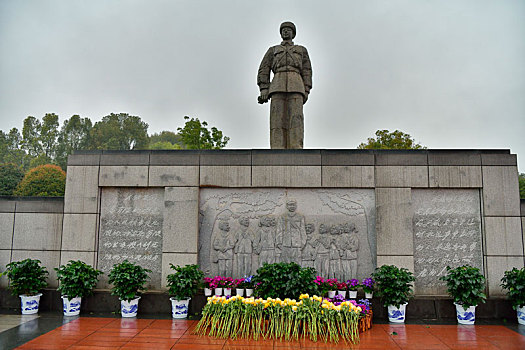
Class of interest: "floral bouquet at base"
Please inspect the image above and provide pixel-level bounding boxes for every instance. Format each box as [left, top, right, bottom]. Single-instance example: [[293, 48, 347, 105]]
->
[[194, 293, 362, 344]]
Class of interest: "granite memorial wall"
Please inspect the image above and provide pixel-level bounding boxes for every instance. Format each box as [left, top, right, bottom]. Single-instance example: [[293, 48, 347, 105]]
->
[[1, 149, 523, 299]]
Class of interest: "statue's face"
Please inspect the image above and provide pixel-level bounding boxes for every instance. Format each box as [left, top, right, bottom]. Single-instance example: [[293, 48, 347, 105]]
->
[[220, 222, 230, 232], [286, 201, 297, 212], [305, 223, 315, 234], [240, 217, 250, 227], [281, 27, 294, 40]]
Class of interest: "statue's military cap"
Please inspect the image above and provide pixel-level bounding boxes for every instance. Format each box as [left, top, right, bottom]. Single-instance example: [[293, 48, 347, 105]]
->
[[280, 21, 296, 38]]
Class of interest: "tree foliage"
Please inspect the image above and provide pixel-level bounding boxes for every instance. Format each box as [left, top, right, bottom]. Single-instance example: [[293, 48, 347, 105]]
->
[[0, 113, 231, 182], [14, 164, 66, 197], [55, 115, 93, 169], [40, 113, 60, 158], [519, 173, 525, 199], [0, 128, 28, 169], [149, 131, 182, 146], [149, 141, 182, 150], [358, 129, 426, 150], [0, 163, 24, 195], [177, 116, 230, 149], [90, 113, 149, 150]]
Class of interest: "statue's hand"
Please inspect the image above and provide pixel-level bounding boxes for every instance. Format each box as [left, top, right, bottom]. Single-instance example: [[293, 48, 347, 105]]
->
[[258, 90, 269, 104], [303, 92, 309, 104]]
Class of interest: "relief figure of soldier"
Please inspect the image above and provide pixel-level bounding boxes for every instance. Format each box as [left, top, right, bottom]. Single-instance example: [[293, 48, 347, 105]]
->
[[212, 220, 235, 276], [254, 215, 277, 266], [315, 224, 331, 276], [329, 225, 342, 280], [276, 200, 307, 263], [301, 223, 316, 269], [340, 222, 359, 280], [234, 216, 254, 277]]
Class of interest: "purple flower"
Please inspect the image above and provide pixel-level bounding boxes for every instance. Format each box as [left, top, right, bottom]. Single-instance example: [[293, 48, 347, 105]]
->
[[333, 294, 345, 302], [362, 278, 375, 288]]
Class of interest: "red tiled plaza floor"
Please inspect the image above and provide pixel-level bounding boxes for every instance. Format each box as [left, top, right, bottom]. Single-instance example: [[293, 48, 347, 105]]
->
[[15, 318, 525, 350]]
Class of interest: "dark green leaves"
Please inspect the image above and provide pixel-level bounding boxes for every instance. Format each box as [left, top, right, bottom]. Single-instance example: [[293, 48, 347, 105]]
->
[[439, 265, 486, 309], [5, 259, 48, 296], [108, 260, 151, 302], [252, 262, 319, 299], [176, 116, 230, 150], [372, 265, 415, 308], [55, 260, 103, 299], [357, 129, 426, 150], [166, 264, 204, 300], [501, 267, 525, 310]]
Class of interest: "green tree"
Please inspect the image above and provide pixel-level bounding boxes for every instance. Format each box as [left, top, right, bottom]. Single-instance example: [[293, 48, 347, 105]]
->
[[21, 116, 42, 158], [14, 164, 66, 197], [149, 141, 182, 150], [148, 130, 183, 150], [149, 131, 182, 146], [0, 128, 29, 169], [177, 116, 230, 150], [55, 115, 93, 169], [0, 163, 24, 195], [358, 129, 426, 150], [89, 113, 149, 150], [519, 173, 525, 199], [40, 113, 60, 159]]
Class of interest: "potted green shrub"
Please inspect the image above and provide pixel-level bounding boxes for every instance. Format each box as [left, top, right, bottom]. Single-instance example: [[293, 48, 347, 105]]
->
[[5, 259, 48, 314], [108, 260, 151, 318], [501, 267, 525, 325], [253, 262, 318, 299], [55, 260, 103, 316], [372, 265, 414, 323], [166, 264, 204, 319], [440, 265, 486, 325]]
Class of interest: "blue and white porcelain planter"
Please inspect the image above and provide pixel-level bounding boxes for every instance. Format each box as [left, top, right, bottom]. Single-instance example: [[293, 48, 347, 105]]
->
[[236, 288, 244, 297], [245, 289, 254, 297], [454, 303, 476, 325], [387, 303, 407, 323], [517, 305, 525, 325], [62, 296, 81, 316], [349, 291, 358, 299], [204, 288, 212, 296], [120, 297, 140, 318], [20, 294, 42, 315], [170, 298, 190, 319]]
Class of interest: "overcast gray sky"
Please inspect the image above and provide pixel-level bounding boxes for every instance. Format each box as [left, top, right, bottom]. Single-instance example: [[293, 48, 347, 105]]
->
[[1, 0, 524, 171]]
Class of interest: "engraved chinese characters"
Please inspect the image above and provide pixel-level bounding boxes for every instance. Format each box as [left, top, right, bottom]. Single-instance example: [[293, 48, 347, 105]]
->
[[412, 189, 483, 295], [198, 189, 376, 280], [98, 188, 163, 289]]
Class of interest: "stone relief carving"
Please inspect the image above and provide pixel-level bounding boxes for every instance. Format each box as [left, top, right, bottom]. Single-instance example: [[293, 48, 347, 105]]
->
[[212, 220, 235, 276], [98, 188, 163, 289], [234, 217, 255, 278], [412, 189, 483, 295], [199, 189, 376, 280]]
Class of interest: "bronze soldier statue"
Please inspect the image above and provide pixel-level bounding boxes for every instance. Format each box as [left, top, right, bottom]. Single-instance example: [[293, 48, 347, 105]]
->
[[257, 21, 312, 149]]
